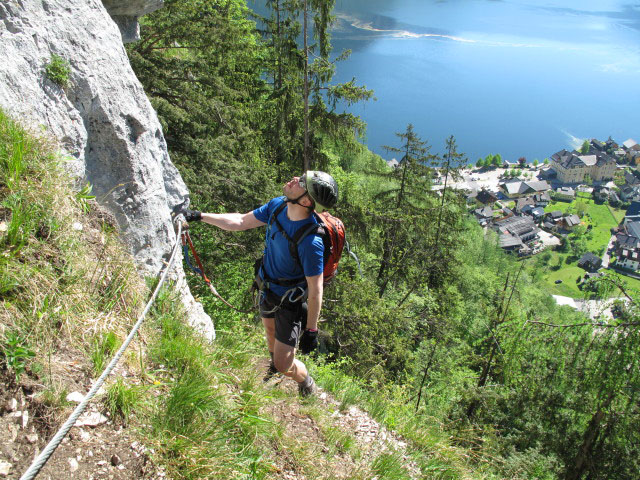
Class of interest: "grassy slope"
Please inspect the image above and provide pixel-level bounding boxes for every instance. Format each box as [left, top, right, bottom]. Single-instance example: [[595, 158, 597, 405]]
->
[[541, 193, 625, 297], [144, 284, 486, 479], [0, 109, 155, 478], [0, 111, 491, 479]]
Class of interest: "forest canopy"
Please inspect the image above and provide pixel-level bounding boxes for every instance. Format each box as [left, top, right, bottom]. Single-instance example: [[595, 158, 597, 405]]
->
[[126, 2, 640, 478]]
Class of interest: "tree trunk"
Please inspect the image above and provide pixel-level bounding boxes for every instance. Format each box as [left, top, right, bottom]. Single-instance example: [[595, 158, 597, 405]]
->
[[377, 235, 392, 297], [565, 393, 614, 480], [302, 0, 310, 172], [416, 342, 438, 411]]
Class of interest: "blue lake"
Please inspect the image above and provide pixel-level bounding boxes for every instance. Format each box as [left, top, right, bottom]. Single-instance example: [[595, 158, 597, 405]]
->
[[251, 1, 640, 163]]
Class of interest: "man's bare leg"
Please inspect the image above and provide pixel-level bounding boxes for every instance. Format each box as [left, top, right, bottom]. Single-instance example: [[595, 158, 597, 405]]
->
[[273, 339, 308, 383], [261, 316, 276, 354]]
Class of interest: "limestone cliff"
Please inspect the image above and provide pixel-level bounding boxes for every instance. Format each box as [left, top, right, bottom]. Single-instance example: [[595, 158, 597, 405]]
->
[[0, 0, 214, 339]]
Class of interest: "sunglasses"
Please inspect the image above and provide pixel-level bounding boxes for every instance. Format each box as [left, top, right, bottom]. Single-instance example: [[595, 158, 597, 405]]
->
[[298, 174, 307, 190]]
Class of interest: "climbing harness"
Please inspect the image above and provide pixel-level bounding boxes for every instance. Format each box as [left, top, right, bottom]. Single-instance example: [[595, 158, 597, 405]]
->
[[180, 221, 254, 314]]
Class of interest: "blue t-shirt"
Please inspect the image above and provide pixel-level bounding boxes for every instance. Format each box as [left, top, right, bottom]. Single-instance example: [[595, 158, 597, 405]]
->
[[253, 196, 324, 296]]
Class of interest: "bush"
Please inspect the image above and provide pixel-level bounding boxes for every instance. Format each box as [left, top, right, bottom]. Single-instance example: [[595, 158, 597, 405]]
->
[[44, 54, 71, 88]]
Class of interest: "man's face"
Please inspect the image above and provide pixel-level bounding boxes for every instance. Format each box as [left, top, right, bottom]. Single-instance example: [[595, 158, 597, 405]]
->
[[283, 176, 307, 199]]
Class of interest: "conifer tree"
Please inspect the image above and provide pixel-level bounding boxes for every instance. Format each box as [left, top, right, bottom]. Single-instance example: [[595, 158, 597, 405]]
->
[[261, 0, 373, 172], [373, 124, 435, 297]]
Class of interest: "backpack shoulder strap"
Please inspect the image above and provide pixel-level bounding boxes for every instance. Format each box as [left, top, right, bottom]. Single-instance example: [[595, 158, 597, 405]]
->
[[268, 201, 295, 242], [268, 200, 288, 228], [267, 200, 305, 269]]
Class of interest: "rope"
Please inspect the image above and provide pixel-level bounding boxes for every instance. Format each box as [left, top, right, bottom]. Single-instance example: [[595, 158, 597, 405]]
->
[[181, 228, 254, 314], [19, 220, 184, 480]]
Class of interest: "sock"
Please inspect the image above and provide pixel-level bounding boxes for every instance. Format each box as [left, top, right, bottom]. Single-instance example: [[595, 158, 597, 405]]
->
[[300, 374, 313, 387]]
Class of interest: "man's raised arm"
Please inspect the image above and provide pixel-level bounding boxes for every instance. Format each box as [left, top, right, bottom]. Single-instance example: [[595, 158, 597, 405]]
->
[[185, 209, 265, 231]]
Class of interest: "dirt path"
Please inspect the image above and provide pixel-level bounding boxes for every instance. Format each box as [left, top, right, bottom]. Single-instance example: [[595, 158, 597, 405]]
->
[[2, 357, 421, 480], [257, 359, 420, 480], [0, 365, 161, 480]]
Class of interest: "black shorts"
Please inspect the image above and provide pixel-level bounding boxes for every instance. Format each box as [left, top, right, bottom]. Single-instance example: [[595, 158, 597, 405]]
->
[[259, 292, 307, 347]]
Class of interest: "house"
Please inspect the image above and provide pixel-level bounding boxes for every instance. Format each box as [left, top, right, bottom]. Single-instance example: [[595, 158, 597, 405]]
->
[[499, 180, 551, 199], [612, 229, 640, 272], [623, 139, 639, 151], [622, 139, 640, 164], [629, 151, 640, 166], [530, 207, 546, 221], [626, 221, 640, 239], [620, 185, 640, 202], [563, 214, 581, 230], [623, 201, 640, 225], [499, 232, 525, 253], [554, 186, 576, 201], [617, 248, 640, 271], [542, 219, 557, 231], [593, 186, 611, 203], [610, 191, 622, 207], [515, 196, 535, 213], [497, 231, 533, 257], [542, 210, 563, 231], [474, 205, 493, 226], [476, 189, 498, 206], [603, 137, 619, 154], [615, 232, 640, 251], [545, 210, 564, 224], [533, 192, 551, 207], [550, 149, 616, 184], [494, 215, 539, 244], [624, 169, 640, 186], [522, 204, 535, 215], [577, 252, 602, 272]]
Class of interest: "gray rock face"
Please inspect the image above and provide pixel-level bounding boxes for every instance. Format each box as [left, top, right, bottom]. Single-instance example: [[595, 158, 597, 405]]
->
[[102, 0, 164, 43], [0, 0, 214, 340]]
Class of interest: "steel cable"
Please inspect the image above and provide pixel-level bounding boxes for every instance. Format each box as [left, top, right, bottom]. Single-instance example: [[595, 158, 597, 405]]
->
[[19, 219, 184, 480]]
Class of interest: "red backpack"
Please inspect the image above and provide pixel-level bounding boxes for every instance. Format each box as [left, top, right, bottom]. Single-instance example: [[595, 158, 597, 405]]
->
[[269, 203, 347, 285], [312, 211, 346, 284]]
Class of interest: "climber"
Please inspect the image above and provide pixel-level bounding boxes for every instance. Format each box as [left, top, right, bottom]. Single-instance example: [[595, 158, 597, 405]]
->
[[183, 171, 339, 397]]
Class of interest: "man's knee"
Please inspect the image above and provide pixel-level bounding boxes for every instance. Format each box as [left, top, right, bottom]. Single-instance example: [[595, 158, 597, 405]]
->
[[262, 317, 275, 335], [274, 355, 293, 374]]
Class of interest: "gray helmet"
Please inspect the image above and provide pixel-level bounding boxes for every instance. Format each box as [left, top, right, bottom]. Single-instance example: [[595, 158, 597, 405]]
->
[[301, 171, 338, 211]]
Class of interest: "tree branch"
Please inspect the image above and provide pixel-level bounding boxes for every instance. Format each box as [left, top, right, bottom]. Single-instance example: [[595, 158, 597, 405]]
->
[[527, 320, 640, 328]]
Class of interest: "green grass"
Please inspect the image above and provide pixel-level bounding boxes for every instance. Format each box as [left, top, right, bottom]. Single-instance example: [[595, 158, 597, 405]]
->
[[538, 253, 585, 297], [538, 195, 626, 298], [311, 358, 479, 479], [0, 108, 147, 435], [139, 285, 491, 479], [143, 287, 281, 480], [371, 452, 412, 480], [90, 331, 120, 376], [106, 377, 139, 422]]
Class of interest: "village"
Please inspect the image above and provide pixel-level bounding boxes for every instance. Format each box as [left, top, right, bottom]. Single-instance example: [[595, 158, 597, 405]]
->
[[447, 136, 640, 311]]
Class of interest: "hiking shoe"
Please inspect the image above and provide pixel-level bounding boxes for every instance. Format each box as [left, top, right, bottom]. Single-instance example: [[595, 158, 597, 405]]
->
[[263, 362, 279, 382], [298, 375, 317, 397]]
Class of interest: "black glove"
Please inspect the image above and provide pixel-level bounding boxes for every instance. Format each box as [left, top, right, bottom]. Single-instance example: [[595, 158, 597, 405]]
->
[[299, 329, 318, 354], [184, 209, 202, 222]]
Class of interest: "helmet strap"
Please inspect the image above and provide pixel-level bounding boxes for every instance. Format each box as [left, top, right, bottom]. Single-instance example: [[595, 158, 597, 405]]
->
[[287, 193, 315, 212]]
